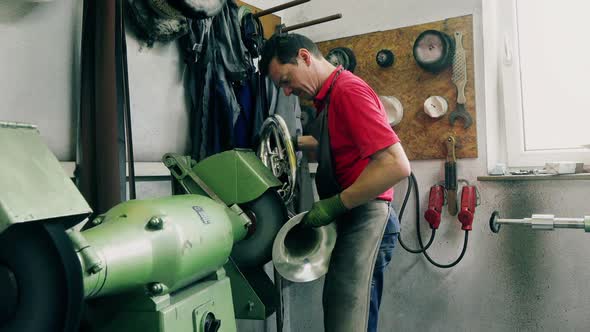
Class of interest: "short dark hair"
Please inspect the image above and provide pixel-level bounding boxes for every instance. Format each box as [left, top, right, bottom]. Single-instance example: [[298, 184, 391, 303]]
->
[[259, 33, 323, 77]]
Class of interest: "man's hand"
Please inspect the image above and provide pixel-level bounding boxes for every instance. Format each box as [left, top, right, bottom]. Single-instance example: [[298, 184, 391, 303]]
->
[[295, 135, 319, 152], [301, 194, 348, 228]]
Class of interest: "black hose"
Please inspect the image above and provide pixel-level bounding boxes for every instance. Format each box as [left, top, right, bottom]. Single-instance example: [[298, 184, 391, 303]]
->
[[397, 173, 435, 253], [397, 173, 469, 268], [418, 230, 469, 268]]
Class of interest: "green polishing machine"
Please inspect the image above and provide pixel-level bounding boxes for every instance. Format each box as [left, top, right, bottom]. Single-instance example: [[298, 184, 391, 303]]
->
[[0, 121, 290, 332]]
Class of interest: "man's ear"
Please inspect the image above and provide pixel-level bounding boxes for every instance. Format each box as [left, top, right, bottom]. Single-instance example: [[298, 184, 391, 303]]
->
[[298, 48, 313, 66]]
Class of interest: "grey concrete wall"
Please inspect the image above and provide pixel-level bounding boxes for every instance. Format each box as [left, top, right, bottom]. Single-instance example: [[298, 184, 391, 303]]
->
[[2, 0, 590, 331]]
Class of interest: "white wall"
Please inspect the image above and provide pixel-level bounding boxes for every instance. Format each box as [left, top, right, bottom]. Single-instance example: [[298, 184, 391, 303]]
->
[[0, 0, 190, 162], [0, 0, 82, 160], [125, 26, 190, 161]]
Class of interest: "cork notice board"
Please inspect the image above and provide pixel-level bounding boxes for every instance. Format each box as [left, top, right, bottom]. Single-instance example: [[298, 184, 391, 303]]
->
[[316, 15, 477, 160]]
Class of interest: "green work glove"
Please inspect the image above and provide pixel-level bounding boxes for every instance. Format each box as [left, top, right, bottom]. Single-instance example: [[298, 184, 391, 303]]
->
[[301, 194, 348, 228]]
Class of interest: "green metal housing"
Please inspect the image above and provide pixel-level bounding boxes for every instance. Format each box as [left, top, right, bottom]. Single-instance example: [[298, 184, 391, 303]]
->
[[87, 269, 237, 332], [163, 149, 282, 205], [79, 195, 248, 298], [0, 122, 279, 330], [0, 121, 91, 233], [163, 151, 283, 320], [224, 259, 278, 320]]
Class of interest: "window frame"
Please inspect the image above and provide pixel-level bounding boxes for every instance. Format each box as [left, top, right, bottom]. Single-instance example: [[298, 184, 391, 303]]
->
[[489, 0, 590, 168]]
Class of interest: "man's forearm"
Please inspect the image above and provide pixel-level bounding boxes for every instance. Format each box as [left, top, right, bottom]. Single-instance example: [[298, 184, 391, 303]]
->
[[297, 135, 319, 162], [297, 135, 319, 151], [340, 143, 411, 209]]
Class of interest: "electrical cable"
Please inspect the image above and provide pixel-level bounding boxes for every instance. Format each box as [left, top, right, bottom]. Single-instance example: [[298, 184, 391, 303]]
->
[[396, 172, 469, 267], [397, 172, 435, 253], [414, 174, 470, 268], [418, 229, 469, 268]]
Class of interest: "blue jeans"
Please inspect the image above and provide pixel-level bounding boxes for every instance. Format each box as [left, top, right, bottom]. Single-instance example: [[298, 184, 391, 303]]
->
[[368, 210, 399, 332]]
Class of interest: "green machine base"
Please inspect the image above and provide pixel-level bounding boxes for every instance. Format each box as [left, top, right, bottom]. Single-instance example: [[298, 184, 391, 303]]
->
[[86, 269, 236, 332], [0, 123, 286, 331]]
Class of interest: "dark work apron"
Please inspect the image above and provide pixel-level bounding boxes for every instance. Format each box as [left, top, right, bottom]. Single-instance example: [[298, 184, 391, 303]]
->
[[309, 68, 390, 332], [309, 69, 343, 200]]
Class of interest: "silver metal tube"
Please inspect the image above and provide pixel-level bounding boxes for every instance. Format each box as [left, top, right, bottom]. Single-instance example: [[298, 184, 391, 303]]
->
[[553, 218, 585, 229], [490, 212, 590, 234], [497, 218, 531, 225], [497, 217, 585, 228]]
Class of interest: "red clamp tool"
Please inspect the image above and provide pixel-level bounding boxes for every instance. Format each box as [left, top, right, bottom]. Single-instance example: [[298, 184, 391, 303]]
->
[[424, 184, 445, 229], [457, 185, 479, 230]]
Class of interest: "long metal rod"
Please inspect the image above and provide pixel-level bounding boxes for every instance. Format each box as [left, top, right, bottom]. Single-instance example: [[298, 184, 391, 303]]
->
[[253, 0, 310, 18], [281, 14, 342, 33], [554, 219, 585, 228], [497, 217, 585, 229]]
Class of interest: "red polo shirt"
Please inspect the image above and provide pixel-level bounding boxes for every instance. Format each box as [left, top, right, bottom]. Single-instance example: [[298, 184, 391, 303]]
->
[[313, 67, 400, 201]]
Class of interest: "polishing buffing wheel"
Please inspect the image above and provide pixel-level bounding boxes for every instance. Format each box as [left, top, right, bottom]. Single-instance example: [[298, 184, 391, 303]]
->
[[376, 49, 395, 67], [231, 190, 288, 267], [413, 30, 455, 73], [0, 222, 84, 332], [326, 47, 357, 72], [0, 265, 18, 324], [424, 96, 448, 118]]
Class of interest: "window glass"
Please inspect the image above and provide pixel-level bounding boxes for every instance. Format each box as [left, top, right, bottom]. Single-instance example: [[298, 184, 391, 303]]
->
[[516, 0, 590, 151]]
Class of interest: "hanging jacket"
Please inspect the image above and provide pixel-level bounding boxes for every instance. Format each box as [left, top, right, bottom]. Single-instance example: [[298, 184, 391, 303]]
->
[[212, 0, 250, 81], [181, 0, 252, 160]]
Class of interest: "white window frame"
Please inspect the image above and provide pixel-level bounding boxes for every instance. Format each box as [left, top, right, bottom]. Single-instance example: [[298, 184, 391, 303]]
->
[[484, 0, 590, 169]]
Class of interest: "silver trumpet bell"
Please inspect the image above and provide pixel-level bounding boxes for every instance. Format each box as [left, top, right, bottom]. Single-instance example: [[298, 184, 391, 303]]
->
[[272, 212, 337, 282], [257, 114, 297, 205]]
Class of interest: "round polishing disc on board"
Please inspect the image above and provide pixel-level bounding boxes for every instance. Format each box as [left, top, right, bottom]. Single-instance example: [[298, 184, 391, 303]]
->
[[376, 49, 395, 67], [379, 95, 404, 127], [413, 30, 455, 73], [424, 96, 449, 118], [326, 47, 357, 72]]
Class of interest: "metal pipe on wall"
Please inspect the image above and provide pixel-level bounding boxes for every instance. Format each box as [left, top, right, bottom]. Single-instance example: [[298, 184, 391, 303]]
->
[[253, 0, 310, 18], [279, 14, 342, 33]]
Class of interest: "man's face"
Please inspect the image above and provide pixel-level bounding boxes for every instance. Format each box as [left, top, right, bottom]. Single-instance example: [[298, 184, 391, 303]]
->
[[268, 53, 316, 100]]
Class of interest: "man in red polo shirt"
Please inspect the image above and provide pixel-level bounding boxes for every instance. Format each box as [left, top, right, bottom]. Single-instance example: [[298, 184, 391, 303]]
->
[[260, 33, 411, 332]]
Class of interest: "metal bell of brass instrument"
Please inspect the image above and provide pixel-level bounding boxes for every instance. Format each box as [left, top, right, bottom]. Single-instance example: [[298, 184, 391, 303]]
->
[[272, 212, 337, 282], [257, 114, 297, 205]]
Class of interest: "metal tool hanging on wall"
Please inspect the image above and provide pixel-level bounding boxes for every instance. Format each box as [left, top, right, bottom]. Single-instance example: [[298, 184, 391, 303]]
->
[[445, 136, 458, 216], [449, 31, 473, 128]]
